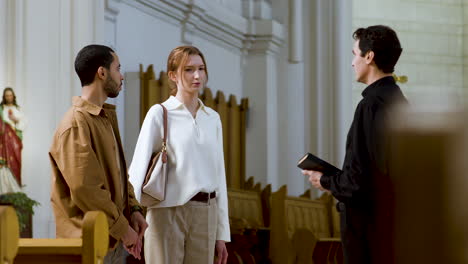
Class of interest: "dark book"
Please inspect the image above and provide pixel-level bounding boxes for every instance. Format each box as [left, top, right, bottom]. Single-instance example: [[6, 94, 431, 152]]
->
[[297, 153, 342, 176]]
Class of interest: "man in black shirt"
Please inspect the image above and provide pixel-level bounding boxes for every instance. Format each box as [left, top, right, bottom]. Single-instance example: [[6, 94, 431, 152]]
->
[[302, 25, 407, 264]]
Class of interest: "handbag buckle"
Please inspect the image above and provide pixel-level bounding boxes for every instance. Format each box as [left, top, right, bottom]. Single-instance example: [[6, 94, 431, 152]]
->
[[162, 142, 167, 152]]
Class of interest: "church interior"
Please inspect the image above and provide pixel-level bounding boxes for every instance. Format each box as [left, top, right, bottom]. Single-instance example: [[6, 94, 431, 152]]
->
[[1, 0, 468, 263]]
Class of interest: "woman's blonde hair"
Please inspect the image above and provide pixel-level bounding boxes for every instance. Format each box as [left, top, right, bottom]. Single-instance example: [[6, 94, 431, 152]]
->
[[167, 46, 209, 96]]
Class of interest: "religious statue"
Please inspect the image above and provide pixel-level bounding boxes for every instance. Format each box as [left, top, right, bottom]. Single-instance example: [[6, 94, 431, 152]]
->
[[0, 87, 25, 194]]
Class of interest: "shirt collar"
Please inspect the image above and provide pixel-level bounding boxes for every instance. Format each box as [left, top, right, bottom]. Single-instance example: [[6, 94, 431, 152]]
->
[[165, 96, 210, 115], [72, 96, 116, 116], [103, 103, 116, 111], [362, 76, 396, 98]]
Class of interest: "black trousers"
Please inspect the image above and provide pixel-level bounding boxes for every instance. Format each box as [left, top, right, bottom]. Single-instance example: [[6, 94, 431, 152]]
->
[[339, 203, 394, 264], [340, 205, 371, 264]]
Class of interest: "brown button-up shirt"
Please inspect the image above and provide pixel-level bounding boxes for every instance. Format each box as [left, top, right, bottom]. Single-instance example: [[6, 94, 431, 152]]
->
[[50, 96, 140, 246]]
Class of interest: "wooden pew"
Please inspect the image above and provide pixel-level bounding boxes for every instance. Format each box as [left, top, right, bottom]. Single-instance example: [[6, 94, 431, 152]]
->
[[243, 177, 261, 192], [228, 188, 264, 229], [270, 185, 342, 264], [387, 110, 468, 264], [0, 206, 109, 264], [260, 184, 272, 228], [316, 191, 341, 239], [0, 206, 19, 264], [227, 188, 271, 264]]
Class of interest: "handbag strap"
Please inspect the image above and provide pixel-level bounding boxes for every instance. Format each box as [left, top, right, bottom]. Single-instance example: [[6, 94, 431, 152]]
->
[[160, 104, 168, 163]]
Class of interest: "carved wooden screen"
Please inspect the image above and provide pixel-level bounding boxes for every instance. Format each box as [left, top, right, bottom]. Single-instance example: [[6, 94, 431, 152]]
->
[[139, 64, 249, 188]]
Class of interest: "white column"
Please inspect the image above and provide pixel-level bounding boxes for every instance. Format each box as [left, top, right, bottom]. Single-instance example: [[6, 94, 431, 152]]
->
[[243, 20, 284, 189], [276, 61, 306, 196], [242, 0, 254, 18], [103, 0, 125, 141], [10, 0, 106, 238], [273, 0, 306, 196], [332, 0, 353, 166], [464, 1, 468, 101], [55, 0, 73, 121], [243, 0, 272, 19], [0, 0, 7, 88], [304, 0, 352, 199], [72, 0, 105, 49], [310, 0, 352, 167], [288, 0, 303, 63], [245, 55, 278, 187], [0, 0, 18, 91], [313, 0, 333, 165]]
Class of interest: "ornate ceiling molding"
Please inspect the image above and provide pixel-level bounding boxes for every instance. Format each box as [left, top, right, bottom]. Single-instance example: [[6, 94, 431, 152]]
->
[[105, 0, 122, 22], [105, 0, 122, 15], [123, 0, 284, 54]]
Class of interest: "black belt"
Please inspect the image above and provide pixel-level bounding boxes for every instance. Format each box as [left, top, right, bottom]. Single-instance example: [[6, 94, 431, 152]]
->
[[190, 192, 216, 202]]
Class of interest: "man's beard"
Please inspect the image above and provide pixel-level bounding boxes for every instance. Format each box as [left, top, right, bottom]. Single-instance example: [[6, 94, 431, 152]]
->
[[104, 76, 120, 98]]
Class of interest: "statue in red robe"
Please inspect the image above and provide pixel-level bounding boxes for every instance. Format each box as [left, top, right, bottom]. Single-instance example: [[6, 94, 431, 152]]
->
[[0, 87, 24, 194]]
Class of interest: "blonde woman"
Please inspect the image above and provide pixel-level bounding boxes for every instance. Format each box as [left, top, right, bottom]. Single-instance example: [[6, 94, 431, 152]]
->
[[129, 46, 230, 264]]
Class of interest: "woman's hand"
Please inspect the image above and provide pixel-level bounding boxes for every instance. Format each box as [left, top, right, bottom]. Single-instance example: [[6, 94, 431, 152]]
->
[[214, 240, 228, 264]]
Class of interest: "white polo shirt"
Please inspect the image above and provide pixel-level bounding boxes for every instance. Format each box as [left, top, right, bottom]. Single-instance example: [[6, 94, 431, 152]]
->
[[129, 96, 230, 241]]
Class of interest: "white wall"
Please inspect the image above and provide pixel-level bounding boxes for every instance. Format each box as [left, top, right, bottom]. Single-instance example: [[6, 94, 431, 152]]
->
[[0, 1, 9, 89], [115, 3, 181, 74], [353, 0, 467, 110], [191, 39, 243, 97], [464, 0, 468, 100], [215, 0, 243, 15], [0, 0, 106, 238]]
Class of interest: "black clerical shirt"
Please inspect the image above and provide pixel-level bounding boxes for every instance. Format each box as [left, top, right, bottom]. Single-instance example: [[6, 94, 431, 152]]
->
[[320, 76, 407, 209]]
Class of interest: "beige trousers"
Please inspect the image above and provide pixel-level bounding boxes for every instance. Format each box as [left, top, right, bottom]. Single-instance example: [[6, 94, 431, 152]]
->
[[144, 199, 218, 264]]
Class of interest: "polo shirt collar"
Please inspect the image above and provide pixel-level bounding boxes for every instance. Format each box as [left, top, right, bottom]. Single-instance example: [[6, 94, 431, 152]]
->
[[165, 95, 209, 115]]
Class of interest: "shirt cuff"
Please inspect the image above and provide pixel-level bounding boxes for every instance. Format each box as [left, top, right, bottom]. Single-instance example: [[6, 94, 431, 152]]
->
[[128, 197, 141, 209], [108, 213, 129, 241], [320, 174, 331, 190], [216, 223, 231, 242]]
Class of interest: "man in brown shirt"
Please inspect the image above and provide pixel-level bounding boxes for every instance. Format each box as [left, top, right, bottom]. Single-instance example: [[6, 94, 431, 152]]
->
[[50, 44, 147, 263]]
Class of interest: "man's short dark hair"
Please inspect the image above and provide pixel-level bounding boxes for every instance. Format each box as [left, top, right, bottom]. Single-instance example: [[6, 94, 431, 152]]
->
[[74, 44, 115, 86], [353, 25, 402, 73]]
